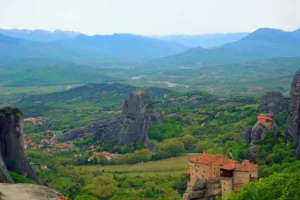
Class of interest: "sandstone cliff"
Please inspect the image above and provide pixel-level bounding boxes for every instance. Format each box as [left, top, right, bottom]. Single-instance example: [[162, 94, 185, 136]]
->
[[0, 107, 41, 184], [286, 70, 300, 159], [58, 91, 164, 146]]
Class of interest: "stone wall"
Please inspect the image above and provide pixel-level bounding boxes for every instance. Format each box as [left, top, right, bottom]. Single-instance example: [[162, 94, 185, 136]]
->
[[190, 163, 220, 186], [220, 178, 233, 195], [233, 171, 249, 192]]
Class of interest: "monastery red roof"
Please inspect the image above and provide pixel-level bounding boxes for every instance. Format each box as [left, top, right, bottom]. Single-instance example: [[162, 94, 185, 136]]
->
[[189, 153, 257, 172], [258, 115, 272, 121]]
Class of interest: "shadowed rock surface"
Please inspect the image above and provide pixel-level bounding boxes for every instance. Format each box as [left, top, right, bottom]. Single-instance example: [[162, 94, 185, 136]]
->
[[58, 91, 164, 146], [260, 91, 284, 113], [0, 107, 41, 184], [183, 179, 222, 200], [0, 183, 66, 200], [286, 70, 300, 159]]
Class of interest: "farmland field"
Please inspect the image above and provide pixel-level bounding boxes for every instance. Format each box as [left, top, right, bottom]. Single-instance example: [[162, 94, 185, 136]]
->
[[76, 155, 199, 176]]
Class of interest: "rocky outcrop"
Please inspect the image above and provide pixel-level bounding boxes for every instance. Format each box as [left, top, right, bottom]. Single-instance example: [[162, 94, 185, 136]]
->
[[286, 70, 300, 159], [260, 91, 284, 113], [58, 91, 164, 146], [243, 113, 278, 158], [0, 107, 41, 184], [0, 183, 66, 200], [183, 179, 222, 200], [250, 113, 277, 143]]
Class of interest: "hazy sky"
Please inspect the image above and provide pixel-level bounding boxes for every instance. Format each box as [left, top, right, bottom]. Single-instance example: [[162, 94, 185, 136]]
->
[[1, 0, 299, 35]]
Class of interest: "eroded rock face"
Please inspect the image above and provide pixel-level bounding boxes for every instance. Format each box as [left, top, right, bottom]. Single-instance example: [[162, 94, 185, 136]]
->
[[59, 92, 164, 146], [260, 91, 284, 113], [0, 183, 66, 200], [286, 70, 300, 159], [183, 179, 222, 200], [0, 108, 41, 184]]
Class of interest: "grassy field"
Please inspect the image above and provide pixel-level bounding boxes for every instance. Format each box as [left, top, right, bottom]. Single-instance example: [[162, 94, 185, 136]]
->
[[77, 155, 198, 176]]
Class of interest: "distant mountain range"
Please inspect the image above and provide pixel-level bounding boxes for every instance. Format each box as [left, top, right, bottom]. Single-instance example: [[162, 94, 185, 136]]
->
[[148, 28, 300, 67], [151, 32, 249, 48], [51, 34, 189, 62], [0, 33, 188, 64], [0, 29, 80, 42], [1, 28, 300, 66]]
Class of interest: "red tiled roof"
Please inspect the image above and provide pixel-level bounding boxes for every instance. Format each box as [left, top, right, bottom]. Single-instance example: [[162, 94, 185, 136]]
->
[[105, 152, 113, 157], [30, 143, 39, 147], [49, 139, 57, 144], [235, 163, 257, 172], [258, 115, 272, 121], [93, 152, 102, 157], [49, 148, 57, 152], [189, 153, 236, 165], [59, 143, 73, 148], [189, 153, 257, 172], [185, 170, 190, 175], [45, 130, 53, 133]]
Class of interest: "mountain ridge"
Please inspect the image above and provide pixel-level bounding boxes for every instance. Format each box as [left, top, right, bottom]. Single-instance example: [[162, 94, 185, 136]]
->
[[148, 28, 300, 67]]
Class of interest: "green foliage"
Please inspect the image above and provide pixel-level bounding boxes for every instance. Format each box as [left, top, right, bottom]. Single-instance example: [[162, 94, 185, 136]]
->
[[230, 173, 300, 200], [154, 140, 185, 160], [10, 172, 35, 184], [85, 176, 117, 200], [149, 120, 184, 142], [75, 137, 95, 147], [120, 145, 133, 154]]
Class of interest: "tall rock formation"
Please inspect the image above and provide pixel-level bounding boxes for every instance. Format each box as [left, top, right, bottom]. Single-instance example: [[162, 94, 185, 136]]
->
[[260, 91, 285, 113], [0, 107, 41, 184], [58, 91, 164, 146], [286, 70, 300, 159]]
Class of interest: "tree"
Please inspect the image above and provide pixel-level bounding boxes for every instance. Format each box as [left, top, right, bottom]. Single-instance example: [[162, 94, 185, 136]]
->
[[85, 176, 117, 199]]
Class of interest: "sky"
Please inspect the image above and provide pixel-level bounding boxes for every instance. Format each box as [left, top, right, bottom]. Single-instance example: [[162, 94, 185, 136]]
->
[[0, 0, 300, 35]]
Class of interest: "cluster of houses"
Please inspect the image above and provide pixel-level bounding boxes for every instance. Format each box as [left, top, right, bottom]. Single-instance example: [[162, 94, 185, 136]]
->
[[87, 144, 117, 161], [24, 129, 118, 163]]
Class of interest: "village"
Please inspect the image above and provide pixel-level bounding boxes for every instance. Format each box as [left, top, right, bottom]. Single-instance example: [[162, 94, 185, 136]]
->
[[23, 117, 119, 170]]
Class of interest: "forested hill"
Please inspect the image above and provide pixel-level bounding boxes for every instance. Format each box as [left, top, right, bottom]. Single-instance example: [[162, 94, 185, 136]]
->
[[15, 83, 176, 116], [148, 28, 300, 67]]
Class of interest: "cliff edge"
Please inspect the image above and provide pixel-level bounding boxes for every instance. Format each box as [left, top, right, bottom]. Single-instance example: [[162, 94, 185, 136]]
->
[[286, 70, 300, 159], [0, 107, 41, 184]]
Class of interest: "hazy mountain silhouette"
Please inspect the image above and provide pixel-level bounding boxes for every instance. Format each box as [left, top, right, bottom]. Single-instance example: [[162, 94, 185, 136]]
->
[[0, 29, 80, 42], [149, 28, 300, 67], [152, 32, 249, 48], [51, 33, 189, 61]]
